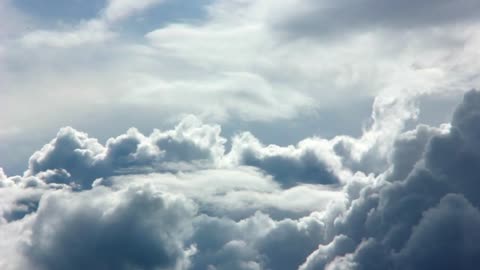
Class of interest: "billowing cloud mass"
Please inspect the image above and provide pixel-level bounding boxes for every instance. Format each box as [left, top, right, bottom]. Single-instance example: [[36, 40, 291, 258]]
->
[[2, 0, 480, 269], [1, 90, 480, 269], [25, 116, 225, 189]]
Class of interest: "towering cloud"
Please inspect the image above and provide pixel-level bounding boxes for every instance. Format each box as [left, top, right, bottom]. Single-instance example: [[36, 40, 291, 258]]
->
[[302, 89, 480, 269]]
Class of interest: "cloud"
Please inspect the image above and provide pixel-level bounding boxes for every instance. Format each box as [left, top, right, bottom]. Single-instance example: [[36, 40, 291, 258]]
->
[[273, 0, 480, 39], [25, 116, 225, 189], [2, 89, 480, 269], [187, 211, 328, 270], [299, 235, 355, 270], [20, 20, 114, 48], [108, 168, 343, 221], [25, 186, 196, 270], [24, 113, 351, 189], [102, 0, 166, 22], [1, 168, 337, 269], [394, 194, 480, 270], [227, 132, 342, 187], [5, 0, 480, 151], [386, 123, 449, 181], [333, 93, 419, 175], [18, 0, 167, 48], [316, 89, 480, 269], [4, 1, 480, 267]]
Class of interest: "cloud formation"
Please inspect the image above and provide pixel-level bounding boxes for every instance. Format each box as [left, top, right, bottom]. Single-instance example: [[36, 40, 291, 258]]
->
[[4, 0, 480, 152], [2, 90, 480, 269], [25, 116, 225, 189], [274, 0, 480, 39], [227, 132, 342, 187], [306, 89, 480, 269], [3, 1, 480, 269], [26, 186, 196, 270]]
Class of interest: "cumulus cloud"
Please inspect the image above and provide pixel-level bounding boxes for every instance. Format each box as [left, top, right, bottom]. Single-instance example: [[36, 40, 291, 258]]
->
[[23, 112, 354, 189], [4, 1, 480, 268], [2, 90, 480, 269], [25, 186, 197, 270], [25, 116, 225, 189], [227, 132, 342, 187], [386, 123, 450, 181], [299, 235, 355, 270], [311, 89, 480, 269], [395, 194, 480, 270]]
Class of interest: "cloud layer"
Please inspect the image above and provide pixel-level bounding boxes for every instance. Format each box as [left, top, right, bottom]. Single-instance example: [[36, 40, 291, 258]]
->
[[1, 90, 480, 269], [3, 1, 480, 269]]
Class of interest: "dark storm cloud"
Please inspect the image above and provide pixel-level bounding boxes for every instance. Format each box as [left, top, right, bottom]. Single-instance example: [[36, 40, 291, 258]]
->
[[275, 0, 480, 39]]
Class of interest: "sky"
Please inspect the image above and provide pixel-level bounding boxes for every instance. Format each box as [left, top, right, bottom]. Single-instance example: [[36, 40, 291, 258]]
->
[[1, 0, 480, 269]]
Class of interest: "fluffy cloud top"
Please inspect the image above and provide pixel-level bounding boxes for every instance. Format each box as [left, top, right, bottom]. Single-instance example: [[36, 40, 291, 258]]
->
[[25, 116, 225, 189]]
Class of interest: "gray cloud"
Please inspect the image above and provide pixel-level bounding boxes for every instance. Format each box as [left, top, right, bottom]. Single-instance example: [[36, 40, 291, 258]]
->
[[186, 211, 328, 270], [274, 0, 480, 39], [299, 235, 355, 270], [228, 132, 342, 187], [313, 89, 480, 269], [256, 216, 325, 270], [395, 194, 480, 270], [25, 186, 196, 270], [24, 114, 347, 189], [26, 116, 225, 189], [387, 124, 447, 181]]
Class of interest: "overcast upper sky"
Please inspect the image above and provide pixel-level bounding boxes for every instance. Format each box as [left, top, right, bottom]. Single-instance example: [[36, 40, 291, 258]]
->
[[1, 0, 480, 269]]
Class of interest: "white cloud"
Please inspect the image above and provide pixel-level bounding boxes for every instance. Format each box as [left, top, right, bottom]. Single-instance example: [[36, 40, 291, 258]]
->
[[102, 0, 166, 22], [17, 0, 167, 48], [20, 20, 114, 48], [3, 0, 480, 146]]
